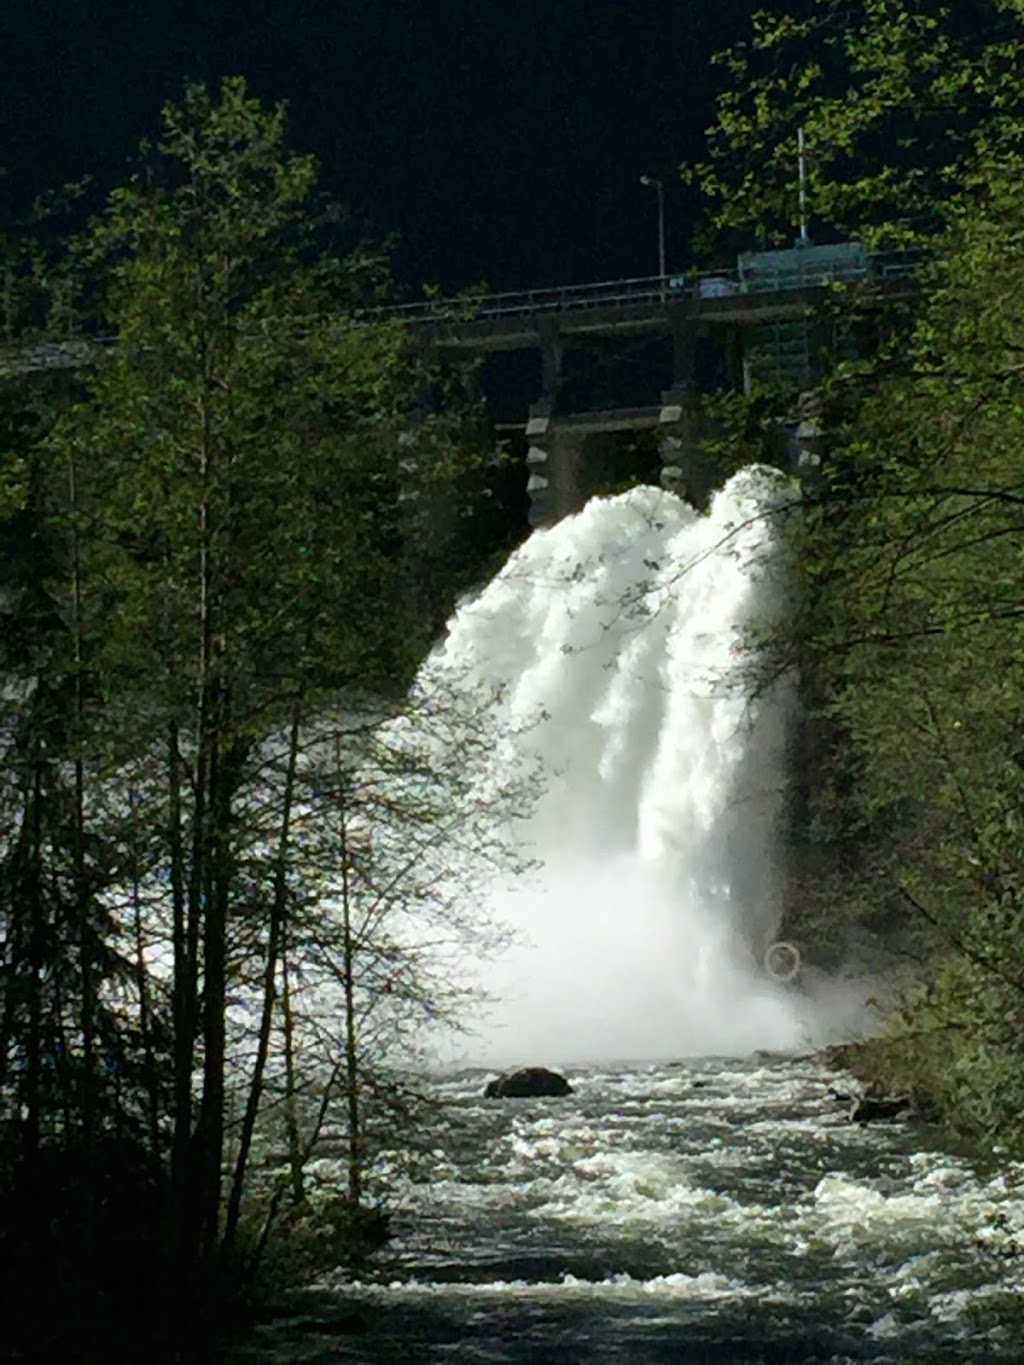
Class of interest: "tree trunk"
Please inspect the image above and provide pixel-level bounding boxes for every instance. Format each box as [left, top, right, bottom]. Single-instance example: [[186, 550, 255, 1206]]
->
[[335, 757, 362, 1208], [196, 697, 230, 1262], [169, 719, 199, 1274], [222, 701, 303, 1257], [281, 928, 304, 1206], [67, 445, 97, 1206], [130, 793, 162, 1160], [24, 756, 44, 1163]]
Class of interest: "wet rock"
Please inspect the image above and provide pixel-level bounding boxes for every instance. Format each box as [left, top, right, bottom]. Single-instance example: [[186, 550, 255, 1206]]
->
[[484, 1067, 572, 1098], [825, 1086, 854, 1106], [665, 1065, 709, 1085], [305, 1312, 370, 1336], [848, 1092, 914, 1124], [753, 1047, 806, 1062]]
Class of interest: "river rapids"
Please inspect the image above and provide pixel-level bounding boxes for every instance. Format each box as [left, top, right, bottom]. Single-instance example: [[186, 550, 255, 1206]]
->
[[233, 471, 1024, 1360], [233, 1056, 1024, 1362]]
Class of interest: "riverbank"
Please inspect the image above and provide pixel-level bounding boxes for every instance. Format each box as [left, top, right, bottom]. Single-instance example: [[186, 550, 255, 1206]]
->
[[822, 1012, 1024, 1159]]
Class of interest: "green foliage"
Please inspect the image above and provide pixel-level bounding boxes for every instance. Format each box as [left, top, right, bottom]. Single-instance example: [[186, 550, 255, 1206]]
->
[[232, 1191, 390, 1303], [0, 77, 518, 1355], [686, 0, 1024, 250], [58, 78, 460, 713], [696, 1, 1024, 1146]]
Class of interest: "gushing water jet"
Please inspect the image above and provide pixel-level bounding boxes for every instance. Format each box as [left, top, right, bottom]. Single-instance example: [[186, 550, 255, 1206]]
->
[[423, 467, 867, 1064]]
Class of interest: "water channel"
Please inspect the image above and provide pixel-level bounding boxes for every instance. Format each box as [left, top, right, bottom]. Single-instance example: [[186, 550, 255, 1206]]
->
[[233, 1054, 1024, 1362]]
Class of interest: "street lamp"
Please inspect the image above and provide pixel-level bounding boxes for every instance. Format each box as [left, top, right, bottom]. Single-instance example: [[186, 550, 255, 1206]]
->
[[640, 175, 666, 299]]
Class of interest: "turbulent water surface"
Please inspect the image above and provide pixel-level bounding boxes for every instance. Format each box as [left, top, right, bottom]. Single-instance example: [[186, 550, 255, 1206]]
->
[[233, 1056, 1024, 1363], [235, 473, 1024, 1359]]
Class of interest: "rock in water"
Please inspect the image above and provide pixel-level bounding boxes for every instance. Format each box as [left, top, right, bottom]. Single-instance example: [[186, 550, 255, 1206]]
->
[[484, 1067, 572, 1098], [849, 1092, 913, 1124]]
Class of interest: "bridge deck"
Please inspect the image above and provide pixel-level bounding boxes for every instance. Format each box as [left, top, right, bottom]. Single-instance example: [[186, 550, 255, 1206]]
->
[[1, 251, 922, 376], [375, 251, 920, 353]]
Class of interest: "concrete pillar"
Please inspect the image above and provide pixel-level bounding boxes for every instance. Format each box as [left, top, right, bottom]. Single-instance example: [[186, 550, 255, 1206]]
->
[[724, 324, 746, 391], [658, 432, 688, 501], [525, 403, 553, 526], [657, 385, 697, 500], [525, 319, 576, 526], [525, 409, 585, 527], [669, 315, 698, 398], [538, 318, 564, 404], [656, 387, 729, 510]]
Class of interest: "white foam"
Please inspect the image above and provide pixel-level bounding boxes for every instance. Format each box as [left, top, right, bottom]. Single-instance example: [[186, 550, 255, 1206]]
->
[[343, 1269, 759, 1301], [421, 470, 878, 1064]]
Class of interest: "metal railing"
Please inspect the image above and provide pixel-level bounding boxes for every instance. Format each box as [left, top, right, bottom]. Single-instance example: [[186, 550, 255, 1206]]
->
[[372, 249, 925, 327], [1, 250, 926, 377]]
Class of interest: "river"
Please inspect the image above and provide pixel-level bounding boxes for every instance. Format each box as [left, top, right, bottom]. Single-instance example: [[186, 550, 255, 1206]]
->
[[232, 1053, 1024, 1363], [235, 471, 1024, 1360]]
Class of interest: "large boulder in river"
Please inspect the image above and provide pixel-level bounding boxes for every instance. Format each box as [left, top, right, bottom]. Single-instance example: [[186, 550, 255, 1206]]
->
[[484, 1067, 572, 1099]]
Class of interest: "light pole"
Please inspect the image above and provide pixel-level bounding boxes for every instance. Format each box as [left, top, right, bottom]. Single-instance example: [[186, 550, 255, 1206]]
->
[[640, 175, 666, 299]]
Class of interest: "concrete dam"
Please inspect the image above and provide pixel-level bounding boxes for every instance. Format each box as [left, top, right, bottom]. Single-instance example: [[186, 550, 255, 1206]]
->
[[380, 239, 918, 523], [1, 240, 918, 526]]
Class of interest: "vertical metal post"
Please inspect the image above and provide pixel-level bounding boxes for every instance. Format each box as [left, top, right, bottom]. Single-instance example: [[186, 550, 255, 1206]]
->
[[656, 179, 666, 300], [640, 175, 666, 299]]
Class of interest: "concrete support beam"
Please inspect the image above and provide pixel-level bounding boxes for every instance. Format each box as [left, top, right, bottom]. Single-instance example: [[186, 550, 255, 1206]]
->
[[525, 405, 586, 527], [538, 318, 564, 403], [656, 386, 728, 509], [724, 324, 745, 391], [657, 385, 695, 501], [669, 315, 697, 398]]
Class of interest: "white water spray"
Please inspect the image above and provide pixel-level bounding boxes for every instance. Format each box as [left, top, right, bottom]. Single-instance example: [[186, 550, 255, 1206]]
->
[[424, 467, 863, 1065]]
